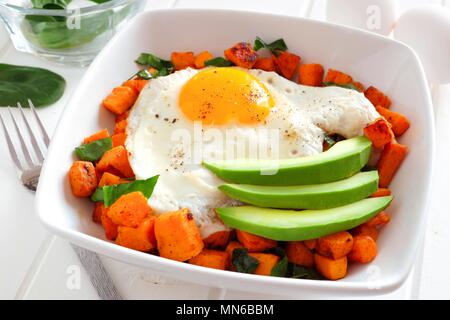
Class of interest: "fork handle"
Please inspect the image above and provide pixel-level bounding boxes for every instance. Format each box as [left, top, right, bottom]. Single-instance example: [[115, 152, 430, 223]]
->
[[71, 245, 122, 300]]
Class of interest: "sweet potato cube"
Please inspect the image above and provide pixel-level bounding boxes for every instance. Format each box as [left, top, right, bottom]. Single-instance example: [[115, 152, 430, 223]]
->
[[171, 51, 195, 70], [365, 86, 391, 109], [348, 235, 377, 263], [364, 118, 394, 149], [116, 217, 156, 252], [107, 191, 151, 227], [194, 51, 214, 69], [324, 68, 353, 85], [115, 110, 129, 123], [92, 202, 104, 223], [253, 57, 276, 72], [365, 211, 390, 228], [154, 208, 204, 261], [314, 254, 347, 280], [304, 239, 317, 251], [274, 51, 301, 79], [101, 206, 118, 240], [236, 230, 277, 252], [112, 133, 127, 148], [298, 63, 324, 86], [203, 230, 231, 249], [114, 119, 127, 134], [377, 142, 408, 187], [96, 146, 134, 178], [103, 86, 137, 115], [352, 81, 365, 92], [189, 249, 229, 270], [83, 129, 109, 144], [248, 253, 280, 276], [96, 167, 122, 182], [224, 42, 258, 69], [68, 161, 97, 197], [317, 231, 354, 259], [375, 105, 410, 136], [98, 172, 121, 187], [122, 79, 149, 94], [286, 241, 314, 267], [370, 188, 391, 198], [226, 241, 244, 256], [351, 224, 379, 241]]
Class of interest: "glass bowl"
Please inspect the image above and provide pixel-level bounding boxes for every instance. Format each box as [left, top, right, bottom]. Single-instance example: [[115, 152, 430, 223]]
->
[[0, 0, 146, 66]]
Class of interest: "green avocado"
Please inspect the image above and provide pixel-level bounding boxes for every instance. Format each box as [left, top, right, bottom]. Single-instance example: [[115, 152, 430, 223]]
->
[[215, 196, 392, 241], [203, 136, 372, 186], [219, 171, 379, 210]]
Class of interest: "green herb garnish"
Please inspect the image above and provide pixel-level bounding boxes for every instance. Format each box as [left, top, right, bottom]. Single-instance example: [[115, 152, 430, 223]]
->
[[75, 137, 112, 162], [91, 187, 104, 202], [288, 264, 324, 280], [271, 255, 288, 277], [91, 175, 159, 207], [134, 67, 172, 80], [253, 36, 288, 56], [0, 64, 66, 107], [133, 69, 154, 80], [232, 248, 260, 274], [204, 57, 233, 67], [135, 52, 172, 69], [266, 247, 288, 277], [323, 81, 359, 91], [134, 53, 174, 78]]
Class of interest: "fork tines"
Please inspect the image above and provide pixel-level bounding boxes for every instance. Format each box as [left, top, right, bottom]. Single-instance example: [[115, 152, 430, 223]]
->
[[0, 100, 50, 190]]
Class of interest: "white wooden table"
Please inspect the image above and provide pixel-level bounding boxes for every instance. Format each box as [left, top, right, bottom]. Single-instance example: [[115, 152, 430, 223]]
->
[[0, 0, 449, 299]]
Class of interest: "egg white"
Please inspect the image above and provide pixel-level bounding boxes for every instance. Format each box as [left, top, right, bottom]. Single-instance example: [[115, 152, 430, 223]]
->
[[126, 67, 379, 238]]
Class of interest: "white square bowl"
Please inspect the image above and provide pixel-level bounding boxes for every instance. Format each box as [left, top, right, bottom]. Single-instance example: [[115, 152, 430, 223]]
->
[[36, 9, 434, 297]]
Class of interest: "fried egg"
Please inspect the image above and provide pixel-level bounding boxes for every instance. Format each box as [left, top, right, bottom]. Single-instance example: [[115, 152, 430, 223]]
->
[[126, 67, 379, 238]]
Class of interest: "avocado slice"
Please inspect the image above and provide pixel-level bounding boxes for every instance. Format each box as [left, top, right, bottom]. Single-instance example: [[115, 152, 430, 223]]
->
[[219, 171, 379, 210], [203, 136, 372, 186], [215, 196, 392, 241]]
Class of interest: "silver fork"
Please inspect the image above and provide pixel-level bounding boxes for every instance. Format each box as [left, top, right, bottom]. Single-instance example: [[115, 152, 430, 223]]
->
[[0, 100, 122, 300]]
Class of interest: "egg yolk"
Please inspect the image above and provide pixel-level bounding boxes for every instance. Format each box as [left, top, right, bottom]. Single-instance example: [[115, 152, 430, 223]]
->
[[179, 68, 274, 125]]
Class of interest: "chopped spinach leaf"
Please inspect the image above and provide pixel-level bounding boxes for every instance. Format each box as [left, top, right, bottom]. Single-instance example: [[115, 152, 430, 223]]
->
[[323, 81, 359, 91], [75, 137, 112, 162], [0, 64, 66, 107], [91, 187, 104, 202], [267, 247, 288, 277], [253, 36, 288, 55], [134, 69, 154, 80], [134, 53, 173, 78], [232, 248, 260, 274], [288, 263, 324, 280], [92, 175, 159, 207], [271, 255, 288, 277], [204, 57, 233, 67], [135, 52, 172, 69]]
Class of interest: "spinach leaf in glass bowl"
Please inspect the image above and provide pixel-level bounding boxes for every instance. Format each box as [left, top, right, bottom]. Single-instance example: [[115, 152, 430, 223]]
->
[[23, 0, 130, 50]]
